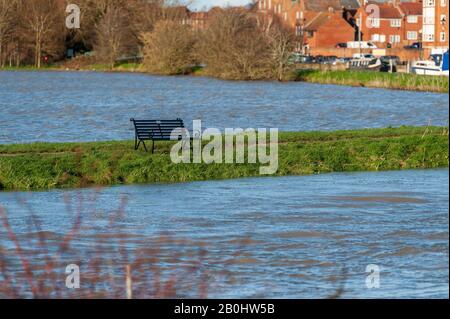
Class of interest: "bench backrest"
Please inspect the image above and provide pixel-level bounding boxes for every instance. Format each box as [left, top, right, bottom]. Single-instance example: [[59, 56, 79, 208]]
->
[[130, 118, 186, 140]]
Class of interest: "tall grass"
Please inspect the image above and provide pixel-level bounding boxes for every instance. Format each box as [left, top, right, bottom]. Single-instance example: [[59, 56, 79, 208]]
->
[[294, 70, 449, 93]]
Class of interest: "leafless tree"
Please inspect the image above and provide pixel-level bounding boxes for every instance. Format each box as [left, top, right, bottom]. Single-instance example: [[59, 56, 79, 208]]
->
[[0, 0, 19, 67], [142, 20, 197, 74], [94, 2, 134, 68], [196, 8, 271, 80], [21, 0, 65, 68], [265, 18, 295, 81]]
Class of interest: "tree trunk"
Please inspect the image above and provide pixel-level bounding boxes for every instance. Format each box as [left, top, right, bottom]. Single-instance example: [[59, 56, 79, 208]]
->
[[35, 32, 42, 68], [0, 40, 3, 68]]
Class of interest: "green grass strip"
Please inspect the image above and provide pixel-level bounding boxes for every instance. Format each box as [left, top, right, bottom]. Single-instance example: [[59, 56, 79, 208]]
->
[[0, 126, 448, 191]]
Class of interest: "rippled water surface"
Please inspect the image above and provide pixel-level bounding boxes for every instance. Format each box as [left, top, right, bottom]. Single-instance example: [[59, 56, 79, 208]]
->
[[0, 71, 448, 144], [1, 169, 448, 298]]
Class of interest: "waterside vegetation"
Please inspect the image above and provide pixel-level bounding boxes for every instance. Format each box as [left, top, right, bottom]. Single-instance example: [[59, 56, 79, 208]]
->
[[0, 126, 448, 191]]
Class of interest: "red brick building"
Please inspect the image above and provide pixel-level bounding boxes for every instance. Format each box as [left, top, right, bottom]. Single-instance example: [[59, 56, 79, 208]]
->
[[256, 0, 360, 50], [303, 12, 356, 49], [187, 11, 210, 29], [398, 1, 423, 45], [356, 1, 423, 48], [422, 0, 449, 49]]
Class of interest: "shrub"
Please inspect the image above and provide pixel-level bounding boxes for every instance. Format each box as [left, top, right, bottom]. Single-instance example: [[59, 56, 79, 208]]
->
[[142, 20, 197, 75]]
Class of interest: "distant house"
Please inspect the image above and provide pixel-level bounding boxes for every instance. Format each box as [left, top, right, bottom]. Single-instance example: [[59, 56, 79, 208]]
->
[[356, 0, 424, 48], [422, 0, 449, 49], [187, 11, 210, 29], [255, 0, 360, 50], [303, 12, 356, 48], [398, 1, 423, 46]]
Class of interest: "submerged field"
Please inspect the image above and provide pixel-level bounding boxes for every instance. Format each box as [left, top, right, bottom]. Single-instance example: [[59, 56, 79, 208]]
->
[[0, 126, 448, 191]]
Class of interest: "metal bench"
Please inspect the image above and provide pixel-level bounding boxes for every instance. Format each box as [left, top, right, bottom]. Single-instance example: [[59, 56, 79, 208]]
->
[[130, 118, 190, 153]]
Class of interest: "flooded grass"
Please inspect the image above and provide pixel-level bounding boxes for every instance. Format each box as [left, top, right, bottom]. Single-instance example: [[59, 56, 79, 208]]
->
[[0, 126, 448, 191], [3, 64, 448, 93], [294, 70, 449, 93]]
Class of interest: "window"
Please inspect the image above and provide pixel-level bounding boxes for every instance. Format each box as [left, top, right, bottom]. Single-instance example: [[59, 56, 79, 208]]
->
[[407, 15, 418, 23], [370, 18, 380, 28], [424, 16, 435, 24], [424, 33, 435, 41], [372, 34, 387, 43], [389, 35, 401, 43], [440, 32, 446, 42], [390, 19, 401, 27], [407, 31, 418, 40], [425, 0, 435, 6], [441, 0, 447, 6], [441, 15, 447, 24]]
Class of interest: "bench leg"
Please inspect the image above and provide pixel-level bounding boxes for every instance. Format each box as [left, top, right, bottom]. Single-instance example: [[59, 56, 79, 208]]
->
[[142, 141, 148, 152], [136, 140, 141, 151]]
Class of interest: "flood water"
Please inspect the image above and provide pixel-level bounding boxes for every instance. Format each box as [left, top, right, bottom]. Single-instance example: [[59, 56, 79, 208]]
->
[[0, 71, 448, 144], [0, 70, 448, 298], [0, 169, 448, 298]]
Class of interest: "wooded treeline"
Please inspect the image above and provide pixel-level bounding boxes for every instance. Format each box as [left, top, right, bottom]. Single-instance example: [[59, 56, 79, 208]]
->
[[0, 0, 190, 67], [0, 0, 295, 80]]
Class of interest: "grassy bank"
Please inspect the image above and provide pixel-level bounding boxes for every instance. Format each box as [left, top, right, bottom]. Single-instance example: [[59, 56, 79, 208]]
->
[[0, 62, 142, 73], [2, 63, 449, 93], [0, 126, 448, 191], [294, 69, 449, 93]]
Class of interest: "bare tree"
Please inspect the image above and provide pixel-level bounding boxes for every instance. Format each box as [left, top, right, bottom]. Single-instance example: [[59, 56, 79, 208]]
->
[[21, 0, 65, 68], [265, 18, 295, 81], [196, 9, 271, 80], [142, 20, 197, 74], [0, 0, 18, 67], [94, 3, 134, 68]]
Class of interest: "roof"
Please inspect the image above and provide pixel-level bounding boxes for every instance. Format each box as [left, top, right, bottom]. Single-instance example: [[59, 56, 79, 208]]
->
[[303, 0, 360, 11], [398, 2, 423, 16], [304, 12, 331, 31], [365, 2, 402, 19], [189, 11, 209, 19], [304, 12, 351, 31]]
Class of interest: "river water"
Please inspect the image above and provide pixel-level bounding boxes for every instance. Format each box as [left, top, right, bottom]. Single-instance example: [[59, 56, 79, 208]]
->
[[0, 71, 448, 298], [0, 169, 448, 298], [0, 71, 448, 144]]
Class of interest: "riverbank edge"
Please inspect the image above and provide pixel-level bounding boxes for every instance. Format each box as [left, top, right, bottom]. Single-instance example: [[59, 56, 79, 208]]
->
[[1, 64, 448, 94], [0, 126, 448, 191]]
